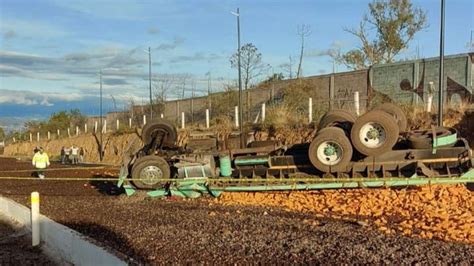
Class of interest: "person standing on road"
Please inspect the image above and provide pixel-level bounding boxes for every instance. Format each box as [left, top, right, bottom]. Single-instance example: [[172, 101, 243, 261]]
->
[[79, 147, 85, 163], [71, 144, 79, 164], [60, 146, 66, 164], [32, 147, 50, 179], [64, 146, 71, 164]]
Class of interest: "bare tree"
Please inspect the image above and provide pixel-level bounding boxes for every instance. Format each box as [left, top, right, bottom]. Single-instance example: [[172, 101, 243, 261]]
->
[[230, 43, 269, 91], [296, 24, 312, 78], [279, 55, 295, 79]]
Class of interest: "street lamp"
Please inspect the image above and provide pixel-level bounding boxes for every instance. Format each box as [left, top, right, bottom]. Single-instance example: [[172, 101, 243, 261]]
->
[[144, 47, 153, 119], [99, 70, 103, 161], [437, 0, 445, 127], [231, 8, 244, 148]]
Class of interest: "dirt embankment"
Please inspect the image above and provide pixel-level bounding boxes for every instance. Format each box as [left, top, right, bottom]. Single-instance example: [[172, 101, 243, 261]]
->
[[4, 133, 140, 165]]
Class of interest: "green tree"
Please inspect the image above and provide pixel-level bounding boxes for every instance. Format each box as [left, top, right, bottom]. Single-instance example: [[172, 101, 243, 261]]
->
[[334, 0, 427, 69], [0, 127, 5, 140]]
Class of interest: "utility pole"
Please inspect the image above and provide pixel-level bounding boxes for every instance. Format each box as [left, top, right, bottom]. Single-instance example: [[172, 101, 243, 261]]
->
[[99, 70, 103, 161], [231, 8, 244, 148], [148, 47, 153, 119], [438, 0, 445, 127]]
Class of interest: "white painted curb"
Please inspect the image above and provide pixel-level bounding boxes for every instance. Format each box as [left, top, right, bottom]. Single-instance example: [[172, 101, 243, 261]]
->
[[0, 195, 127, 266]]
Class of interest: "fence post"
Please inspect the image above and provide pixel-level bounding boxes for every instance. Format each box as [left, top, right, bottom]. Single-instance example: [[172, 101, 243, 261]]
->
[[143, 115, 146, 125], [94, 121, 98, 133], [13, 137, 16, 143], [427, 94, 433, 113], [354, 91, 360, 116], [36, 132, 39, 142], [67, 128, 71, 137], [103, 120, 107, 133], [29, 133, 32, 142], [84, 124, 88, 134], [31, 192, 40, 247], [205, 109, 210, 129], [129, 118, 132, 128], [76, 126, 79, 136], [261, 103, 266, 122], [47, 131, 50, 140], [181, 112, 185, 129], [234, 106, 239, 127], [160, 113, 164, 118], [57, 129, 60, 138], [116, 119, 120, 130], [308, 98, 313, 123]]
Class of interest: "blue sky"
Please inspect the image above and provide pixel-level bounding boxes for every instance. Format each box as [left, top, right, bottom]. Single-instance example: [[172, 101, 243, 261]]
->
[[0, 0, 473, 125]]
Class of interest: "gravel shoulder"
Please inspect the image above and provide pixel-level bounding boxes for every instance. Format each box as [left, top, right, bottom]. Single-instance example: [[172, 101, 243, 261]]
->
[[0, 157, 473, 264]]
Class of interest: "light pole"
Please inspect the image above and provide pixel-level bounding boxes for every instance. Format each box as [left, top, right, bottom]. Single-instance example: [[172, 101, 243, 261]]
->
[[99, 70, 103, 161], [231, 8, 244, 148], [144, 47, 153, 119], [437, 0, 445, 127]]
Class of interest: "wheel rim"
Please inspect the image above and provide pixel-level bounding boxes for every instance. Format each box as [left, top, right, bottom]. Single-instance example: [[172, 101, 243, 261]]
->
[[139, 165, 163, 185], [359, 122, 386, 148], [316, 141, 343, 166]]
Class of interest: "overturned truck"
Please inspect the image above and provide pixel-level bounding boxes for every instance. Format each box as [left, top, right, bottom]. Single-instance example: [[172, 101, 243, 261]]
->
[[118, 103, 473, 197]]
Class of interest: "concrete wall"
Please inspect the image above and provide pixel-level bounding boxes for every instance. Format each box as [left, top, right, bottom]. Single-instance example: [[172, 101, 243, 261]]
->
[[112, 53, 473, 124]]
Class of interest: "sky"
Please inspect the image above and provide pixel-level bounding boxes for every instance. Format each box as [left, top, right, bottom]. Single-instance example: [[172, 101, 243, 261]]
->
[[0, 0, 473, 128]]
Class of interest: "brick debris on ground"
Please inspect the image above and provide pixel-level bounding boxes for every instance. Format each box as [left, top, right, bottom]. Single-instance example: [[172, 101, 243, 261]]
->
[[0, 157, 473, 264]]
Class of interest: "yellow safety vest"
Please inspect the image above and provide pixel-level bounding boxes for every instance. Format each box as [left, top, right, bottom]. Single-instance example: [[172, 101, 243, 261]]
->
[[32, 152, 50, 169]]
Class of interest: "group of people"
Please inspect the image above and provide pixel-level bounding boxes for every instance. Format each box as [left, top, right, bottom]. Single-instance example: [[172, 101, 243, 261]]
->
[[61, 145, 85, 164]]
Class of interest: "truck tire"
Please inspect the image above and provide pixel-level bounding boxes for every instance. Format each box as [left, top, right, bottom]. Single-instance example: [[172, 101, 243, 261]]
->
[[131, 156, 171, 190], [350, 110, 399, 156], [408, 127, 456, 149], [373, 103, 408, 132], [318, 109, 356, 132], [141, 119, 177, 147], [308, 127, 353, 173]]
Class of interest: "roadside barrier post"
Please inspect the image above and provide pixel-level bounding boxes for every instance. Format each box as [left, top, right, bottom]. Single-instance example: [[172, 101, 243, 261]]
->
[[94, 121, 98, 133], [84, 124, 88, 134], [30, 133, 32, 142], [128, 118, 132, 128], [235, 106, 239, 127], [31, 192, 40, 246], [354, 91, 360, 116], [103, 120, 107, 133], [308, 98, 313, 123], [37, 132, 40, 142], [181, 112, 185, 129], [261, 103, 266, 122], [57, 129, 60, 138], [116, 119, 120, 130], [47, 131, 50, 140], [205, 109, 210, 129], [143, 115, 146, 125]]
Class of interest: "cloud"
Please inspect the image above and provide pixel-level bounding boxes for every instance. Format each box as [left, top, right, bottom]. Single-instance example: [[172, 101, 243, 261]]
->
[[169, 52, 222, 64], [0, 89, 61, 106], [3, 30, 17, 40], [304, 40, 347, 58], [148, 27, 160, 34], [155, 36, 185, 50]]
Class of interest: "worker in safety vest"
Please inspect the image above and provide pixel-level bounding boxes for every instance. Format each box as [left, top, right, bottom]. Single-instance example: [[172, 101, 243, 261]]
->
[[32, 147, 50, 179]]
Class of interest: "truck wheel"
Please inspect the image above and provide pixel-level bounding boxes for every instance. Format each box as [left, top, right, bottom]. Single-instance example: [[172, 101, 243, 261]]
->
[[141, 119, 177, 147], [308, 127, 353, 173], [373, 103, 407, 132], [318, 109, 356, 132], [351, 110, 399, 156], [131, 156, 171, 190]]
